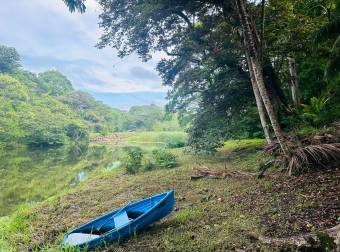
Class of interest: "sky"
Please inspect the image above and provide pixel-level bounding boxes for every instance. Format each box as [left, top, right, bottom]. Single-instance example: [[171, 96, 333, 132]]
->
[[0, 0, 167, 110]]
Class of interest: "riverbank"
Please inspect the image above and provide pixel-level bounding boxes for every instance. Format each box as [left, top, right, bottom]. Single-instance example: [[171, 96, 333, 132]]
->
[[0, 135, 339, 251]]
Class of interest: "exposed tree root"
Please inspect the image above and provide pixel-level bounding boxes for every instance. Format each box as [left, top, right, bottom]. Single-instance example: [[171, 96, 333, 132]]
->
[[263, 127, 340, 175]]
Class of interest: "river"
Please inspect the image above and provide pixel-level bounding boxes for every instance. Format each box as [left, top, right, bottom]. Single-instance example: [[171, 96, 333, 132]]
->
[[0, 144, 118, 217]]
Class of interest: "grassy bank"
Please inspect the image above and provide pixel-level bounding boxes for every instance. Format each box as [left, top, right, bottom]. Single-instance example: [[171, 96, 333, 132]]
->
[[0, 134, 338, 251]]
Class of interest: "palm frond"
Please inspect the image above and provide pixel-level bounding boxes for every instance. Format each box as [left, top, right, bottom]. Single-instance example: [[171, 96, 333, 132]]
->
[[287, 143, 340, 175], [62, 0, 86, 13]]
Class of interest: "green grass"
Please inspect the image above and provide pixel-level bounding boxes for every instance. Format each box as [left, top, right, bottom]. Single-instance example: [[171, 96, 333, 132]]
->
[[222, 138, 266, 151], [126, 131, 187, 146], [0, 207, 34, 251], [0, 135, 270, 251], [172, 207, 204, 224], [219, 139, 269, 172]]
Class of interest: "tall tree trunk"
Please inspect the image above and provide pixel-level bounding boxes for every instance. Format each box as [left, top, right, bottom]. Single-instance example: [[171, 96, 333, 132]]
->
[[248, 5, 290, 112], [236, 0, 288, 154], [287, 54, 300, 107], [245, 43, 272, 143], [260, 0, 265, 63]]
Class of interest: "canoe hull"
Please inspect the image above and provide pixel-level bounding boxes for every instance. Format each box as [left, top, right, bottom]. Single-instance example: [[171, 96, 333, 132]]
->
[[62, 190, 174, 249]]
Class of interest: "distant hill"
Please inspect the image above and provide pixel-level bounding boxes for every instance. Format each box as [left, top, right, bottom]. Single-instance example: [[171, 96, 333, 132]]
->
[[90, 92, 167, 110], [0, 45, 181, 148]]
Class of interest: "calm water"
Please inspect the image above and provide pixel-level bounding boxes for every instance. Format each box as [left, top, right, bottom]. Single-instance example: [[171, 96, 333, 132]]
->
[[0, 144, 116, 217]]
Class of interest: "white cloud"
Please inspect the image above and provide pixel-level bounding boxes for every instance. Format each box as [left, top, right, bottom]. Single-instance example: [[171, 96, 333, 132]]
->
[[0, 0, 165, 94]]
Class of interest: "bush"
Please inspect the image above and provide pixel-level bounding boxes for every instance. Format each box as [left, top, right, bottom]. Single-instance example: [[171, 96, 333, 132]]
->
[[143, 159, 156, 171], [301, 96, 332, 126], [166, 140, 187, 148], [124, 147, 143, 174], [158, 133, 187, 148], [152, 149, 177, 168]]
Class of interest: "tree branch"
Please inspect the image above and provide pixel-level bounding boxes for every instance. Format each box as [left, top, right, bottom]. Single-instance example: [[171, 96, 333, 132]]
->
[[173, 11, 193, 28]]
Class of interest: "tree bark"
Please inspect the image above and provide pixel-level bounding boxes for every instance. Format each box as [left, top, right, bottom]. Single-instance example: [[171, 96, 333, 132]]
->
[[287, 54, 300, 107], [245, 47, 272, 143], [235, 0, 288, 154]]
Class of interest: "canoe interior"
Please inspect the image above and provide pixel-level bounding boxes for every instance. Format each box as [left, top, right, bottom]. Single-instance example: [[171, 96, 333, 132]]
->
[[71, 191, 169, 235]]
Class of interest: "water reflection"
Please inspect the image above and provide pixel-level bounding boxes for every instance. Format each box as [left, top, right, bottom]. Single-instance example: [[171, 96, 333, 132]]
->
[[107, 161, 121, 170], [0, 143, 109, 217], [71, 171, 88, 186]]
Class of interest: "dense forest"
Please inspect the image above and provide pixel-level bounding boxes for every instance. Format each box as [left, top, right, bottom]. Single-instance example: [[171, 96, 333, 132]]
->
[[0, 44, 181, 148]]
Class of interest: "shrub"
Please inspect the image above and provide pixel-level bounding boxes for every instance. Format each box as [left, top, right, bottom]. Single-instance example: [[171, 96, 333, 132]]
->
[[302, 96, 329, 126], [166, 140, 187, 148], [152, 149, 177, 168], [159, 134, 187, 148], [143, 159, 156, 171], [124, 147, 143, 174]]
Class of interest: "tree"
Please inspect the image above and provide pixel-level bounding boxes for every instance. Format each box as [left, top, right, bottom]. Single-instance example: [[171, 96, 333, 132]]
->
[[126, 105, 164, 131], [314, 0, 340, 80], [264, 0, 326, 108], [37, 70, 74, 96], [287, 54, 300, 107], [245, 48, 272, 143], [235, 0, 288, 153], [62, 0, 339, 151], [0, 45, 21, 73], [93, 0, 288, 149], [61, 0, 280, 147], [59, 91, 96, 110]]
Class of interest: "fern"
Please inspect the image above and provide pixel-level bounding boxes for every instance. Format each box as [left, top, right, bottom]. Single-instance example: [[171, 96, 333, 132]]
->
[[302, 96, 330, 125]]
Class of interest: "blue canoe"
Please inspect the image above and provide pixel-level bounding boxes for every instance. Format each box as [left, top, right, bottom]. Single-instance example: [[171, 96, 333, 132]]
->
[[62, 190, 174, 249]]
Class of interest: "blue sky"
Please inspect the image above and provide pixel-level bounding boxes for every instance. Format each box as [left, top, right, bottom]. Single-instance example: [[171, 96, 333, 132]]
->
[[0, 0, 167, 109]]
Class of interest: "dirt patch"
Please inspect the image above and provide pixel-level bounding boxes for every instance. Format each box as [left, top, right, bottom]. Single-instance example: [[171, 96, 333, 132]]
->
[[234, 169, 340, 237]]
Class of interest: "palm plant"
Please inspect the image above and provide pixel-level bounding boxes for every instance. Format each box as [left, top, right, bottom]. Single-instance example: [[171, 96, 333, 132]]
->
[[62, 0, 86, 13], [302, 96, 330, 126]]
